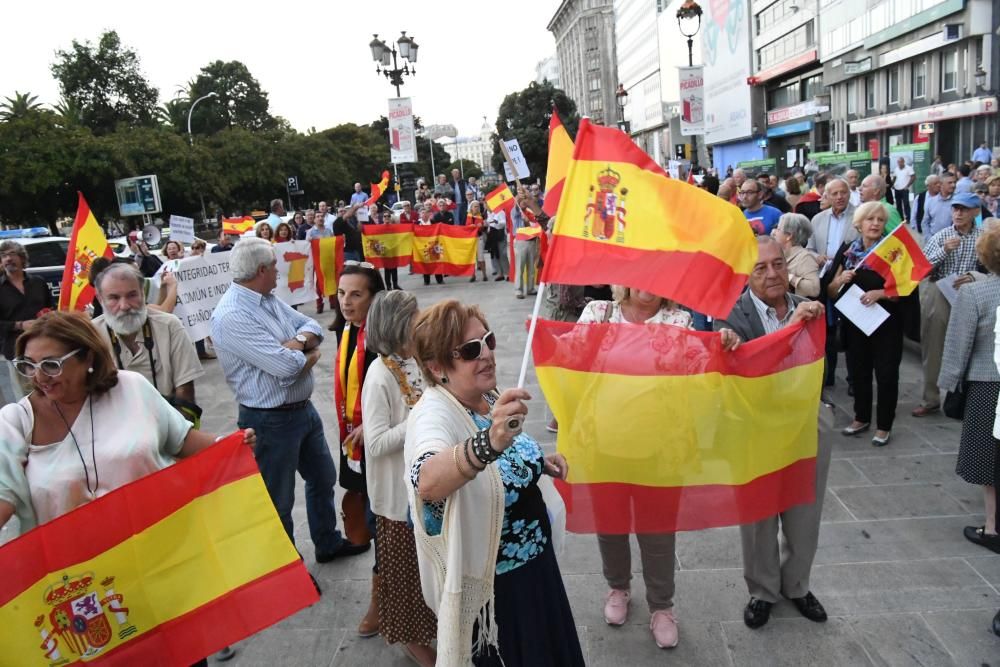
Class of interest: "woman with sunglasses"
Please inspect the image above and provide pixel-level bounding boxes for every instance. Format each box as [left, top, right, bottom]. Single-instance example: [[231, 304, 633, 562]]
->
[[0, 312, 254, 666], [360, 291, 437, 666], [332, 261, 386, 638], [405, 300, 583, 666]]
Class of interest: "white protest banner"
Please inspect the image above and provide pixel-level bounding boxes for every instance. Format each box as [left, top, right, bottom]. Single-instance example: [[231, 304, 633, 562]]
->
[[168, 214, 195, 244], [155, 253, 232, 341], [388, 97, 418, 164], [274, 240, 315, 306], [678, 66, 704, 136], [501, 139, 531, 181]]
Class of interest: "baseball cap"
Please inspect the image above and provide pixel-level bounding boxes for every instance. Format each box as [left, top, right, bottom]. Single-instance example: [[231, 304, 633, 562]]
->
[[951, 192, 982, 209]]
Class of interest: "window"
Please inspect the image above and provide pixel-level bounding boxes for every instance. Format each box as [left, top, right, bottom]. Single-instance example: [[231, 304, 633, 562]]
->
[[865, 74, 876, 109], [590, 94, 603, 112], [588, 76, 601, 92], [887, 66, 900, 105], [941, 49, 958, 92], [911, 59, 926, 98], [587, 54, 600, 71], [847, 80, 857, 114], [768, 81, 800, 109], [756, 23, 814, 69], [24, 241, 69, 269], [802, 75, 823, 100]]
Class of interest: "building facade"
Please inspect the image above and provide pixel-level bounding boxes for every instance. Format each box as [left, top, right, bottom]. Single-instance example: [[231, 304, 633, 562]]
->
[[535, 55, 563, 89], [439, 119, 496, 174], [548, 0, 619, 127], [820, 0, 999, 165]]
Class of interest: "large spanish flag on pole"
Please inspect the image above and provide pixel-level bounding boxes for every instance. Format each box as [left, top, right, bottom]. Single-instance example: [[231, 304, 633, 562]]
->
[[312, 235, 345, 296], [221, 216, 255, 235], [0, 433, 318, 665], [860, 223, 931, 297], [542, 109, 574, 217], [59, 193, 114, 311], [411, 224, 477, 276], [540, 119, 757, 318], [362, 223, 413, 269], [533, 317, 824, 533]]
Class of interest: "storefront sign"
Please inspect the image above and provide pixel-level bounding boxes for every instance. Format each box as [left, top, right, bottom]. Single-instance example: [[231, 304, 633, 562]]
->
[[918, 122, 935, 134], [754, 50, 818, 84], [388, 97, 417, 164], [850, 96, 998, 134], [767, 100, 829, 126], [702, 0, 753, 144], [843, 58, 872, 75], [889, 143, 931, 194], [678, 66, 704, 136], [810, 151, 873, 178], [766, 121, 813, 138], [736, 158, 777, 178]]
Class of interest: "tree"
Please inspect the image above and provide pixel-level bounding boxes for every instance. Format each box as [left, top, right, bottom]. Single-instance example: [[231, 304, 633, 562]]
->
[[447, 159, 483, 180], [53, 97, 85, 127], [492, 80, 579, 185], [156, 98, 190, 134], [187, 61, 277, 135], [0, 92, 43, 121], [50, 31, 159, 134]]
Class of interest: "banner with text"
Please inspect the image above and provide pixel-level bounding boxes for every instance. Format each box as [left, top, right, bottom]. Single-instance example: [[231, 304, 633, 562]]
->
[[157, 254, 233, 341], [388, 97, 417, 164], [702, 0, 753, 144], [679, 66, 704, 137]]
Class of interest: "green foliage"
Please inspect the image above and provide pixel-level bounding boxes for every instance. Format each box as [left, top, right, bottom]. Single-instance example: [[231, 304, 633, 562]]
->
[[0, 92, 43, 121], [156, 98, 190, 133], [447, 159, 483, 179], [51, 31, 159, 134], [368, 116, 450, 185], [492, 80, 579, 184], [187, 61, 277, 135]]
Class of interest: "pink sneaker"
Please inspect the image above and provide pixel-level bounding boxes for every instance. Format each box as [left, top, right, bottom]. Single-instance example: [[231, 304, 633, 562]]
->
[[604, 589, 630, 626], [650, 609, 678, 648]]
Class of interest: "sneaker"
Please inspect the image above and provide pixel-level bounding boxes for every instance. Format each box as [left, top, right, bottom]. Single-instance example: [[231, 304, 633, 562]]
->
[[215, 646, 236, 662], [604, 589, 630, 626], [650, 609, 678, 648]]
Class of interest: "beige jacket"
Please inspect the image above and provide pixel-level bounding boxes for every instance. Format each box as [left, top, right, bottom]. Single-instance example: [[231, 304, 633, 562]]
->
[[786, 245, 821, 298]]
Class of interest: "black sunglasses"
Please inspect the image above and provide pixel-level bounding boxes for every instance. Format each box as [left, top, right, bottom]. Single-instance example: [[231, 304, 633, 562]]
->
[[453, 331, 496, 361]]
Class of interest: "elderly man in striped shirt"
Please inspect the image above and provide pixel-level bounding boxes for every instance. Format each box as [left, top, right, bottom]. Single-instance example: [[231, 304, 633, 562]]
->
[[211, 238, 367, 582]]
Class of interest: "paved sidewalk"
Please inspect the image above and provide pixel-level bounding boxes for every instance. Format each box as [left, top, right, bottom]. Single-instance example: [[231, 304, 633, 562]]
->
[[194, 272, 1000, 666]]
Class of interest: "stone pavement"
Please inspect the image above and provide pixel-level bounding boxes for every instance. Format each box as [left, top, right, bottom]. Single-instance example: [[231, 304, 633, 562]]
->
[[192, 271, 1000, 667]]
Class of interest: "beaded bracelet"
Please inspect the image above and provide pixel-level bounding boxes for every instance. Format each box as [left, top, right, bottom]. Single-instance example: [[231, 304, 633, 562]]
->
[[470, 428, 501, 466], [453, 445, 476, 481], [463, 439, 485, 472]]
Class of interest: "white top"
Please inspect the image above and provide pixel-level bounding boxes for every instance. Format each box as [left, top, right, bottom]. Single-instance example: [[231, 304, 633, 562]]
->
[[893, 165, 914, 191], [578, 300, 694, 327], [23, 371, 192, 525], [361, 355, 423, 521]]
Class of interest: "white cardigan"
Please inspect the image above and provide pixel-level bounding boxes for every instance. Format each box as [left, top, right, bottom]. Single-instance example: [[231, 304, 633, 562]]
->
[[361, 356, 418, 522]]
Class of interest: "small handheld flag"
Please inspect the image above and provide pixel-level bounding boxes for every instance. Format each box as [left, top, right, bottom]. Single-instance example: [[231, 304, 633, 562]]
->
[[860, 223, 931, 297]]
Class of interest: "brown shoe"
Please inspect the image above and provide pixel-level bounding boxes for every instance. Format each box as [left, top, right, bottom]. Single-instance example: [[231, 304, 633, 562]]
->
[[401, 642, 437, 667], [911, 404, 939, 417], [357, 574, 380, 637]]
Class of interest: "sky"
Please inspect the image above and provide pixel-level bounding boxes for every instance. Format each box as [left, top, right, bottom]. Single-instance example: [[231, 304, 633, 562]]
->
[[2, 0, 560, 137]]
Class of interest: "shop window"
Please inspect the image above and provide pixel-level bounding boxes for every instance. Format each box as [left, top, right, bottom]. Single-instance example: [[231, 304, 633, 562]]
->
[[803, 75, 822, 100], [865, 74, 876, 109], [911, 59, 926, 99], [887, 66, 900, 105], [941, 49, 958, 92]]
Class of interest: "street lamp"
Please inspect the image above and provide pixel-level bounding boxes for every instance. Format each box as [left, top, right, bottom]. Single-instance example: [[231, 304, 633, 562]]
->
[[369, 31, 418, 98], [676, 0, 703, 169], [615, 83, 630, 133], [975, 65, 987, 89], [186, 91, 217, 223]]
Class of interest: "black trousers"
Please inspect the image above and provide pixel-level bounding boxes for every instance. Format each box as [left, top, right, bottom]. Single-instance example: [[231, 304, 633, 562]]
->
[[894, 188, 911, 221], [383, 268, 399, 289], [422, 273, 444, 285], [824, 322, 838, 386], [844, 314, 904, 431]]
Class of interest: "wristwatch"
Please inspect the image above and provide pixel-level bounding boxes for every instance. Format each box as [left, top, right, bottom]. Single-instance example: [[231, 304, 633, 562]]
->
[[295, 334, 308, 348]]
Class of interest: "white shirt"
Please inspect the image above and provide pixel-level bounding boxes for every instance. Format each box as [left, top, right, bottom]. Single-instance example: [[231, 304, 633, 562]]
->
[[893, 166, 914, 191], [825, 208, 850, 259], [849, 188, 862, 208], [578, 300, 693, 327]]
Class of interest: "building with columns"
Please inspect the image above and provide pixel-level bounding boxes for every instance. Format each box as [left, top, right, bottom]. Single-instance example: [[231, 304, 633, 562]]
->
[[548, 0, 619, 127]]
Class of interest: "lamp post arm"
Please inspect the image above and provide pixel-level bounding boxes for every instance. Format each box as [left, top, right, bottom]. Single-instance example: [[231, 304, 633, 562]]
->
[[187, 93, 217, 145]]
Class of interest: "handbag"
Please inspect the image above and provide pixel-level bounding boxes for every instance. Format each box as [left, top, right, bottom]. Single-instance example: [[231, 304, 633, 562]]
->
[[943, 385, 966, 420], [341, 489, 372, 544]]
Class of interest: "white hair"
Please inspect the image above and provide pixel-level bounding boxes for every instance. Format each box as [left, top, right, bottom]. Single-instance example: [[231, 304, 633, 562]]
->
[[95, 262, 144, 296], [230, 237, 276, 282]]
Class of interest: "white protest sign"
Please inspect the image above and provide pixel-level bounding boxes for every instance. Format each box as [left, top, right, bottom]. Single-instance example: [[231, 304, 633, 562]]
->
[[274, 240, 315, 306], [168, 214, 195, 244], [158, 253, 233, 341], [502, 139, 531, 181]]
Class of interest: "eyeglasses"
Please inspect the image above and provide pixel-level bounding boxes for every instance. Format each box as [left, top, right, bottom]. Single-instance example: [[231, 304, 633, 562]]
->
[[14, 349, 82, 378], [344, 260, 376, 269], [452, 331, 496, 361], [738, 190, 758, 196]]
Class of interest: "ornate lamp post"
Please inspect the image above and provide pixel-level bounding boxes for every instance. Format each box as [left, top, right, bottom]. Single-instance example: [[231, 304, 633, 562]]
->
[[615, 83, 630, 133], [369, 32, 419, 98], [677, 1, 703, 169]]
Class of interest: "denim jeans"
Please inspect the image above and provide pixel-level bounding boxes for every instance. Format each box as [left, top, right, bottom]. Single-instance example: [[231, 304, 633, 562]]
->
[[237, 401, 345, 555]]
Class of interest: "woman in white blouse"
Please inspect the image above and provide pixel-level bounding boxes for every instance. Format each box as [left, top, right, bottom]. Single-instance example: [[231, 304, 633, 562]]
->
[[578, 286, 739, 651], [360, 291, 437, 666]]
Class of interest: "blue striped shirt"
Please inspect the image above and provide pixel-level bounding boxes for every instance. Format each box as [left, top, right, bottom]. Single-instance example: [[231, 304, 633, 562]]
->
[[210, 283, 324, 408]]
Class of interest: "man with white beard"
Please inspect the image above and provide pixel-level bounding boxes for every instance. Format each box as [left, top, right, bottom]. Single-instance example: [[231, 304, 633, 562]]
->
[[91, 262, 203, 404]]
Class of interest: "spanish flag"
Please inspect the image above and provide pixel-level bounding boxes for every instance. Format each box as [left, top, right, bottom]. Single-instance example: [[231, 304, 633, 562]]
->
[[0, 433, 318, 665], [411, 224, 477, 276], [222, 216, 255, 235], [485, 183, 515, 215], [543, 110, 574, 217], [362, 223, 413, 269], [59, 193, 114, 312], [540, 119, 757, 318], [860, 223, 931, 297], [533, 316, 824, 533], [312, 235, 345, 296], [365, 170, 391, 206]]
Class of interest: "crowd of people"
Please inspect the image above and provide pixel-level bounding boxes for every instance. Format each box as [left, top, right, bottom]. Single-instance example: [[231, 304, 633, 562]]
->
[[0, 145, 998, 667]]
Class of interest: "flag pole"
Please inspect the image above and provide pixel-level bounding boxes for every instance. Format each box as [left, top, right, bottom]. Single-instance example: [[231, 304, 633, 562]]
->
[[517, 282, 546, 389]]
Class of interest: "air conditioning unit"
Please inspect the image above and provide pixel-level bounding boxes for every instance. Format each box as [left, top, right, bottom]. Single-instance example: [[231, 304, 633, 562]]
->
[[943, 24, 962, 41]]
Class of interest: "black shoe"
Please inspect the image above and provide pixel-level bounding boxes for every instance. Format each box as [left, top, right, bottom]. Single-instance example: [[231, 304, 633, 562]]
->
[[743, 597, 773, 629], [315, 540, 371, 563], [820, 393, 835, 408], [790, 592, 827, 623], [310, 573, 323, 596], [495, 276, 505, 281], [963, 526, 1000, 554], [993, 609, 1000, 637], [215, 646, 236, 662]]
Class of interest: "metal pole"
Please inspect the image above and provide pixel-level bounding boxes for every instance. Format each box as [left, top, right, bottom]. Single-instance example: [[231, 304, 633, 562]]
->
[[187, 92, 217, 222], [429, 135, 436, 181], [687, 38, 699, 171]]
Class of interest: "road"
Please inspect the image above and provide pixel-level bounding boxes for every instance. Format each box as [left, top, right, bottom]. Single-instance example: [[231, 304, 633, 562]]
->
[[196, 270, 999, 666]]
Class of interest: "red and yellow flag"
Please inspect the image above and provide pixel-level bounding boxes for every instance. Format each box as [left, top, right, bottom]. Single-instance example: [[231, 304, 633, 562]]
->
[[222, 216, 255, 235], [362, 223, 413, 269], [485, 183, 516, 215], [0, 432, 318, 665], [59, 193, 114, 312], [540, 119, 757, 318], [411, 224, 477, 276], [533, 317, 824, 533], [543, 110, 574, 217], [860, 223, 931, 297], [365, 170, 391, 206], [312, 235, 345, 296]]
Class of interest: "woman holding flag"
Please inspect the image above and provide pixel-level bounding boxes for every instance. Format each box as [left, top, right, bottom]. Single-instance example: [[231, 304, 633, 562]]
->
[[824, 201, 904, 447], [332, 261, 385, 638], [465, 200, 489, 283]]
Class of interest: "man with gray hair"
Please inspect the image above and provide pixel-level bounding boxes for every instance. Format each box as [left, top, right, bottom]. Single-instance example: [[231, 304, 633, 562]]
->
[[845, 169, 862, 208], [92, 263, 202, 405], [913, 175, 941, 235], [211, 238, 368, 580], [265, 198, 285, 230], [860, 174, 902, 231]]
